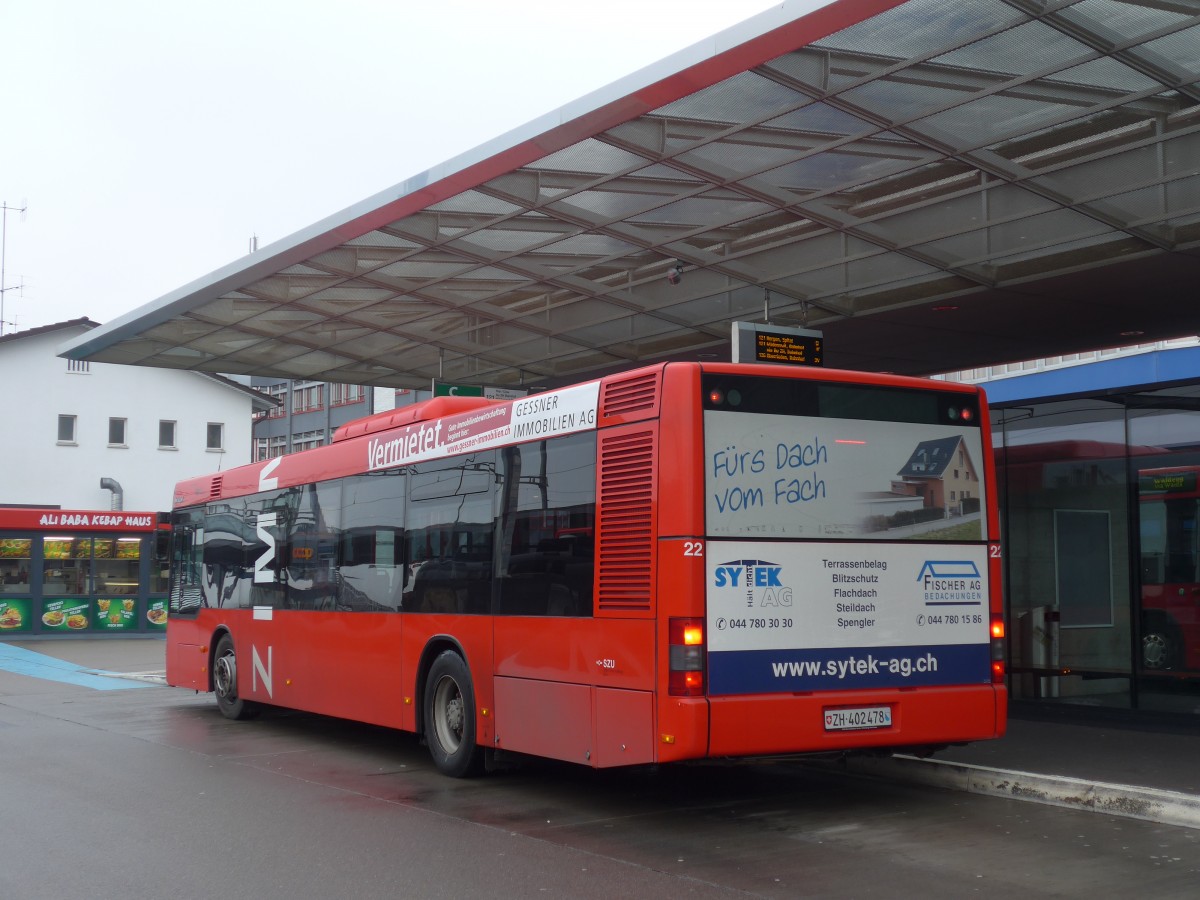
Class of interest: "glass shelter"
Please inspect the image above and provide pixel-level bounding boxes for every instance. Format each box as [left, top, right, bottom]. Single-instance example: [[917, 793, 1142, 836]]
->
[[989, 348, 1200, 716]]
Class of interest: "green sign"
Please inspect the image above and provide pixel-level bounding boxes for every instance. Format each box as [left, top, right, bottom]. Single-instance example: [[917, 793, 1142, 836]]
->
[[433, 382, 483, 397], [433, 382, 527, 400], [0, 598, 32, 633], [41, 598, 93, 632], [146, 599, 168, 630], [96, 597, 138, 631]]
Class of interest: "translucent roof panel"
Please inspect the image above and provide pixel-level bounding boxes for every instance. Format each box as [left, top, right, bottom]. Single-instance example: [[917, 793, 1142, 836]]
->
[[61, 0, 1200, 389]]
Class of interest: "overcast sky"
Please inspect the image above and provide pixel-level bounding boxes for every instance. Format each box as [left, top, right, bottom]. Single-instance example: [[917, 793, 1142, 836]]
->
[[0, 0, 795, 334]]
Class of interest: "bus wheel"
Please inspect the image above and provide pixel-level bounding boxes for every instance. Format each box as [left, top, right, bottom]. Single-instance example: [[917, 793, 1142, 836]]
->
[[424, 650, 483, 777], [1141, 617, 1180, 671], [213, 634, 259, 721]]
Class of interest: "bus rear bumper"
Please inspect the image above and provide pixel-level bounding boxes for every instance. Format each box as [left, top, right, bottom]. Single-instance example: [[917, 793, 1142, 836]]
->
[[706, 684, 1007, 759]]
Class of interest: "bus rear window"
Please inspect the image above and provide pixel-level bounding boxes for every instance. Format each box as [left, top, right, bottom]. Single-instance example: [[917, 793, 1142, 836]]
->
[[702, 374, 979, 426], [702, 376, 986, 541]]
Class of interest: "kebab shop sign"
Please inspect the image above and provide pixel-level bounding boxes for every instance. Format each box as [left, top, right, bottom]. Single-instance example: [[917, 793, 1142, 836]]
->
[[36, 513, 155, 529]]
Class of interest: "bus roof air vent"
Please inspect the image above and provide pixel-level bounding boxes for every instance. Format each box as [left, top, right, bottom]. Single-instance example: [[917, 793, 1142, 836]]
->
[[600, 369, 661, 424]]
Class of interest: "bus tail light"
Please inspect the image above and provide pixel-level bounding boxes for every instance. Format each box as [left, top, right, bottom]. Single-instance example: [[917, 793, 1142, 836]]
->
[[990, 615, 1006, 682], [669, 617, 705, 697]]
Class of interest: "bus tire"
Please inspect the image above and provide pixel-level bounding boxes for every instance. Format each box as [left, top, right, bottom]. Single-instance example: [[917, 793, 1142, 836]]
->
[[424, 650, 483, 777], [213, 633, 260, 721], [1141, 615, 1181, 671]]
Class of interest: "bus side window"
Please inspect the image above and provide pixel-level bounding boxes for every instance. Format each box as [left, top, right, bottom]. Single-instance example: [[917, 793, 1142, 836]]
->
[[497, 433, 596, 617], [246, 491, 292, 609], [285, 481, 341, 612], [405, 453, 494, 615], [339, 472, 406, 612], [168, 517, 203, 616], [1165, 499, 1200, 583]]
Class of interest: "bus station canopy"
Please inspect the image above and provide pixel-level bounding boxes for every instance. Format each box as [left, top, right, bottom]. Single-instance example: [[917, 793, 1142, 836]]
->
[[60, 0, 1200, 390]]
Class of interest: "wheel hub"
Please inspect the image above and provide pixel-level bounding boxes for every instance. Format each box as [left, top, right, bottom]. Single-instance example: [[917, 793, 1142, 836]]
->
[[1143, 633, 1167, 669], [215, 653, 237, 697], [444, 695, 463, 735]]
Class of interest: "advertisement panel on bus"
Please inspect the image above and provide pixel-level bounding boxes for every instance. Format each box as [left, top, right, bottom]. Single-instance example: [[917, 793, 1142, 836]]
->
[[703, 411, 990, 694]]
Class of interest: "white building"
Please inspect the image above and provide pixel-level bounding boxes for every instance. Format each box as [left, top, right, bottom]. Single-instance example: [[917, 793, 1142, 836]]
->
[[0, 319, 273, 512]]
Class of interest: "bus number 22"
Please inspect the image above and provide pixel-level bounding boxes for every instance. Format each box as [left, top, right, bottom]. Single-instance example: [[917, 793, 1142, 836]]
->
[[684, 541, 704, 557]]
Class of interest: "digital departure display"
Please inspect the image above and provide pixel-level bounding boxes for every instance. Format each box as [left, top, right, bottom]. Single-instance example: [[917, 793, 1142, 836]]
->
[[753, 329, 823, 366], [732, 321, 825, 367]]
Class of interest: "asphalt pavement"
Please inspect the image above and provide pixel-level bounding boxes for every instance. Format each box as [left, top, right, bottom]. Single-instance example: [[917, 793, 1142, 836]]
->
[[4, 637, 1199, 830]]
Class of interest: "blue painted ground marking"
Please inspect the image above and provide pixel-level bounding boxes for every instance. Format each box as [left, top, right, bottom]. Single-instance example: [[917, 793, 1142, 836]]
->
[[0, 643, 151, 690]]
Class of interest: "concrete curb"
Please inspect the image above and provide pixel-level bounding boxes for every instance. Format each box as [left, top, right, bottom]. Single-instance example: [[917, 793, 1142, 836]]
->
[[83, 668, 168, 685], [833, 754, 1200, 831]]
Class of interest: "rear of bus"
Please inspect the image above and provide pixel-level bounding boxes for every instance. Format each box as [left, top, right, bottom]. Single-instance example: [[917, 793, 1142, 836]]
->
[[654, 363, 1006, 761]]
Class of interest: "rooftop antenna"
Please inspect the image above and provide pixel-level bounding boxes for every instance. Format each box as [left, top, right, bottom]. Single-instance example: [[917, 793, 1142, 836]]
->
[[1, 199, 28, 337]]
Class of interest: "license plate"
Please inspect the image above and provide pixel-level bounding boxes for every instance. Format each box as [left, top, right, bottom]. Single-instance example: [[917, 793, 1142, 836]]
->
[[824, 706, 892, 731]]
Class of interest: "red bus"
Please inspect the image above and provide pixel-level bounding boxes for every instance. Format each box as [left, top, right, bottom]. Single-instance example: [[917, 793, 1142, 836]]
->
[[1138, 466, 1200, 672], [166, 362, 1007, 776]]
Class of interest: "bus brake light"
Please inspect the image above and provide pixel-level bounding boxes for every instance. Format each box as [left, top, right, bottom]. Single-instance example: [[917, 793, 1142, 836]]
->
[[669, 617, 705, 697], [990, 615, 1006, 683]]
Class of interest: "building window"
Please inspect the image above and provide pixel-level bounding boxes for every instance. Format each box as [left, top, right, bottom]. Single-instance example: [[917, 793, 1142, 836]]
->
[[108, 418, 127, 446], [207, 422, 224, 451], [57, 414, 77, 444], [293, 384, 324, 414], [269, 435, 286, 458], [292, 429, 326, 452], [159, 420, 177, 449], [66, 359, 90, 374], [331, 383, 366, 406], [267, 384, 288, 418]]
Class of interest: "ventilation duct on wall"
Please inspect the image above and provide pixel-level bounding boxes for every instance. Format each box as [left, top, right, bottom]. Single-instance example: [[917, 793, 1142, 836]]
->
[[100, 477, 124, 511]]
